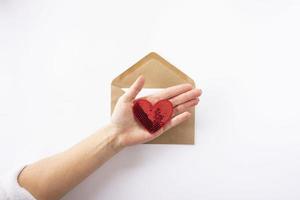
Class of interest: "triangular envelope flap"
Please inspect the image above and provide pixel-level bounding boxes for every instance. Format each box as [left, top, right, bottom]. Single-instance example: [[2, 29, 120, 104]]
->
[[112, 52, 195, 88]]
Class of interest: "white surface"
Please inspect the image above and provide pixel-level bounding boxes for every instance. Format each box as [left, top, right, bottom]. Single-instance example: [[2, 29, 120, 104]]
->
[[1, 0, 300, 199]]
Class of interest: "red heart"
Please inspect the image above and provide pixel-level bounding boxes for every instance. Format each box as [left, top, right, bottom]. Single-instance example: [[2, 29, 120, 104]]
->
[[132, 99, 173, 133]]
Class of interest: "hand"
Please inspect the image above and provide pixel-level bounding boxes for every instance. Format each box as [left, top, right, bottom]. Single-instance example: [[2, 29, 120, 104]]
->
[[111, 76, 202, 147]]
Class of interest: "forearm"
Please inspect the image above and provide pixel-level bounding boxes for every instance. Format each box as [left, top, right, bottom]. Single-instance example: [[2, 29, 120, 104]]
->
[[18, 123, 124, 200]]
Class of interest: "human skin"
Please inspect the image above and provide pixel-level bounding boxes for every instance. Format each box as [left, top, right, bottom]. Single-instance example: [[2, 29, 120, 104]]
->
[[18, 76, 202, 200]]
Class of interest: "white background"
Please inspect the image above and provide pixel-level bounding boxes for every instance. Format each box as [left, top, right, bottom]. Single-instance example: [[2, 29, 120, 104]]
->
[[1, 0, 300, 199]]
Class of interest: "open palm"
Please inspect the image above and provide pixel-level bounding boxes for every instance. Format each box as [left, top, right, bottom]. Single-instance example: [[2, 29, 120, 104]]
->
[[111, 76, 201, 146]]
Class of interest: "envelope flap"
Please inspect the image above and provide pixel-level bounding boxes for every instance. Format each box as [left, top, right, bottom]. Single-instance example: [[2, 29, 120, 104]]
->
[[112, 52, 195, 88]]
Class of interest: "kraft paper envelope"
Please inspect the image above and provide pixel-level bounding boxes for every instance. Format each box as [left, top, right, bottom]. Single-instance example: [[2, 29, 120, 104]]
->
[[111, 52, 195, 144]]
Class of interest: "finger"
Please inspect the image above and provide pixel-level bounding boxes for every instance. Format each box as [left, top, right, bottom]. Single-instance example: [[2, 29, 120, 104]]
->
[[150, 112, 191, 138], [152, 84, 193, 100], [170, 88, 202, 107], [122, 76, 145, 102], [163, 112, 191, 132], [173, 98, 199, 116]]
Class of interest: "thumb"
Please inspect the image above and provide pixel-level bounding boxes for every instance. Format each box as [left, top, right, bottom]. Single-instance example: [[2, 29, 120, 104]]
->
[[122, 76, 145, 102]]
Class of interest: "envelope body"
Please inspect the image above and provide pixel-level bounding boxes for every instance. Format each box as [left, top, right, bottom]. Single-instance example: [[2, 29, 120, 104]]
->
[[111, 52, 195, 145]]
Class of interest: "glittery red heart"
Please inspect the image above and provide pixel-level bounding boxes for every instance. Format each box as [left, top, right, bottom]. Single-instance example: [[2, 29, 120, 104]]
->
[[132, 99, 173, 133]]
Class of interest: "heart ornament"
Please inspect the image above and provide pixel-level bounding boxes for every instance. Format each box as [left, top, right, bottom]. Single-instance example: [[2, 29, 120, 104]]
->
[[132, 99, 173, 133]]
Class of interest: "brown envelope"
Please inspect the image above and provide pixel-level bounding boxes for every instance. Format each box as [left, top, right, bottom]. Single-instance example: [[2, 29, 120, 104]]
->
[[111, 52, 195, 144]]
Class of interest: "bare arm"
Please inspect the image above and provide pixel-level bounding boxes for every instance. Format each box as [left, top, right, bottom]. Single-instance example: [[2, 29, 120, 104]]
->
[[18, 76, 202, 200], [18, 124, 123, 200]]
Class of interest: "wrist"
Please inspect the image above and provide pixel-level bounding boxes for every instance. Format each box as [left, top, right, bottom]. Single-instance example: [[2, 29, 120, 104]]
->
[[105, 123, 127, 151]]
